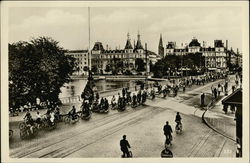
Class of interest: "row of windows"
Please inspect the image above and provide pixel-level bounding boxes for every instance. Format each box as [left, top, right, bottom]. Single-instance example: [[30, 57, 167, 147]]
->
[[69, 53, 87, 57], [75, 62, 87, 65]]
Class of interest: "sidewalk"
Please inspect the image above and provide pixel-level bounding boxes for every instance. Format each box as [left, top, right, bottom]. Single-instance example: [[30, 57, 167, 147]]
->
[[203, 75, 238, 141]]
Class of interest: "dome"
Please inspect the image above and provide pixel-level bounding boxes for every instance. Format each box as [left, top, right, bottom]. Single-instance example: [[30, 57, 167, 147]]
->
[[189, 39, 201, 47]]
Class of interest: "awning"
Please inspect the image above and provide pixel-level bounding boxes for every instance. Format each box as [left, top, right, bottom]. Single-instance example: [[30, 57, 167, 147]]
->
[[222, 88, 242, 106]]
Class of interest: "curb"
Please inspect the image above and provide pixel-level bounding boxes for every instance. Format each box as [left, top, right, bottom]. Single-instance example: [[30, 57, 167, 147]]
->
[[202, 98, 236, 142]]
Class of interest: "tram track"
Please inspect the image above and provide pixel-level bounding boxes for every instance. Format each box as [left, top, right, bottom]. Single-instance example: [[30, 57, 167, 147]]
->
[[10, 105, 166, 158]]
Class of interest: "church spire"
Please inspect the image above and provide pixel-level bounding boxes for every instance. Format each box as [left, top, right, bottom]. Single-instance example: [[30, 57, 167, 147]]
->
[[158, 33, 164, 57]]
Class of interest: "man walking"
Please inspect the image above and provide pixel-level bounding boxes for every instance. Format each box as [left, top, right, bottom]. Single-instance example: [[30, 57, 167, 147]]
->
[[201, 93, 205, 107], [120, 135, 131, 158]]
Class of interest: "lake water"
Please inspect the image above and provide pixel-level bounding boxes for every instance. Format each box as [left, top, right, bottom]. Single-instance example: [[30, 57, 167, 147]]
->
[[59, 79, 137, 99]]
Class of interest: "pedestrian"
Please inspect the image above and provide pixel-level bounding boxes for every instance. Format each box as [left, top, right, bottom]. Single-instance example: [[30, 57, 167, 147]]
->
[[213, 88, 217, 99], [201, 93, 205, 107], [122, 88, 126, 97], [223, 104, 228, 114], [120, 135, 131, 158], [230, 105, 235, 113], [232, 85, 235, 92], [217, 85, 222, 96]]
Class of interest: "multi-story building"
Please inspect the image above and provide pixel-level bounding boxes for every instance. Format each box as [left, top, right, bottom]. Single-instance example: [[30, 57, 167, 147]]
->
[[65, 50, 89, 76], [164, 38, 229, 72], [91, 32, 159, 74]]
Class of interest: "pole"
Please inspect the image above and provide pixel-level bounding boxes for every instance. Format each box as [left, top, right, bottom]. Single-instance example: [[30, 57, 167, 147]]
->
[[88, 7, 91, 71]]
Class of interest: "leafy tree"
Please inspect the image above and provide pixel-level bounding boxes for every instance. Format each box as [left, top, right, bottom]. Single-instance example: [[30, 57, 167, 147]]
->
[[135, 58, 146, 72], [9, 37, 75, 108]]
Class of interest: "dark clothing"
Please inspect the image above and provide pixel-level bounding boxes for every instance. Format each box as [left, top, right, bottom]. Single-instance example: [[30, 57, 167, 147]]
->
[[163, 125, 173, 136], [201, 93, 205, 106], [120, 139, 131, 157], [175, 115, 181, 123]]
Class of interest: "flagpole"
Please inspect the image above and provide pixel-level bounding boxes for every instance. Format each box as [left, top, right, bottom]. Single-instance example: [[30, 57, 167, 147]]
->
[[88, 7, 91, 71]]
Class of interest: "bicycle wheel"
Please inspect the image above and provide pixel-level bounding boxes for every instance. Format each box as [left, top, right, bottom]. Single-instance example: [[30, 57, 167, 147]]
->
[[64, 117, 70, 124], [19, 122, 26, 130], [20, 129, 27, 140]]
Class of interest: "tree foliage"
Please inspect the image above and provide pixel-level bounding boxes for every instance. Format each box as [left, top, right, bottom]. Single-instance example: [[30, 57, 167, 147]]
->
[[152, 53, 205, 78], [9, 37, 75, 108], [135, 58, 146, 72]]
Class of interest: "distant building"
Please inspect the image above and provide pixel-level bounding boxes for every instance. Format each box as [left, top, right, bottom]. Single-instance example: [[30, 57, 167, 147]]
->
[[164, 38, 229, 72], [91, 32, 159, 74], [65, 50, 89, 76]]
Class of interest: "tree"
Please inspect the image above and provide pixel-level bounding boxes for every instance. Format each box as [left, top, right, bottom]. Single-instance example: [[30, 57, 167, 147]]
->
[[9, 37, 75, 108], [135, 58, 146, 72]]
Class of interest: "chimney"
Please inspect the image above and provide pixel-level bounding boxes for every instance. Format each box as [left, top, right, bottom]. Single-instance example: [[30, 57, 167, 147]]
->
[[237, 48, 239, 54], [134, 40, 136, 48], [106, 44, 108, 50], [226, 40, 228, 50]]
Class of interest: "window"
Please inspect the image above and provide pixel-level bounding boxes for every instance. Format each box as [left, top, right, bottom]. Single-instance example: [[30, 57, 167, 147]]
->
[[85, 62, 87, 65]]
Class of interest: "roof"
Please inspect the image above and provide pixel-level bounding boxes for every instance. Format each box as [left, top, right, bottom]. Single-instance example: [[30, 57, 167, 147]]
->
[[222, 88, 242, 106], [103, 49, 125, 53], [166, 42, 175, 49], [135, 39, 143, 50], [66, 50, 88, 53], [214, 40, 224, 47], [124, 39, 133, 49], [92, 42, 105, 51], [189, 39, 201, 47]]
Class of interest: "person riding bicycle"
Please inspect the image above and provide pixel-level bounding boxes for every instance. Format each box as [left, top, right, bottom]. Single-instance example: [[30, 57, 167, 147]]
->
[[54, 106, 60, 121], [35, 111, 41, 127], [49, 111, 55, 125], [132, 93, 137, 106], [137, 90, 141, 104], [95, 92, 100, 101], [68, 106, 77, 120], [163, 121, 173, 144], [104, 98, 109, 111], [24, 111, 35, 134], [111, 95, 116, 107], [175, 112, 182, 129], [82, 101, 90, 116], [142, 90, 147, 104], [120, 135, 131, 158]]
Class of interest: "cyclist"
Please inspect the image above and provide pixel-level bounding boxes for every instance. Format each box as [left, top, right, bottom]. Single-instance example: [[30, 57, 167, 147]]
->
[[120, 135, 131, 158], [23, 111, 35, 134], [175, 112, 182, 130], [68, 106, 77, 120], [111, 95, 116, 108], [163, 121, 173, 145]]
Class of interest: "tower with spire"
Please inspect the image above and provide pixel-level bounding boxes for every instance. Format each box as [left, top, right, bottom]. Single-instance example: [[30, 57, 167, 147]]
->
[[158, 34, 164, 58], [134, 31, 144, 53], [124, 32, 133, 53]]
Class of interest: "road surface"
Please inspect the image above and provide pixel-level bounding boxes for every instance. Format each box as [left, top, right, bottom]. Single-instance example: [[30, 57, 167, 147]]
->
[[9, 79, 236, 158]]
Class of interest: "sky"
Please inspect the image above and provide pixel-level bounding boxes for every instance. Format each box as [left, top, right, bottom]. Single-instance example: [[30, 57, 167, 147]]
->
[[9, 5, 244, 53]]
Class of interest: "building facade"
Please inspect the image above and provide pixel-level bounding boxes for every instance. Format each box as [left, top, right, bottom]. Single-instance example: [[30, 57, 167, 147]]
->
[[91, 33, 158, 74], [65, 50, 89, 76], [164, 38, 229, 72]]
